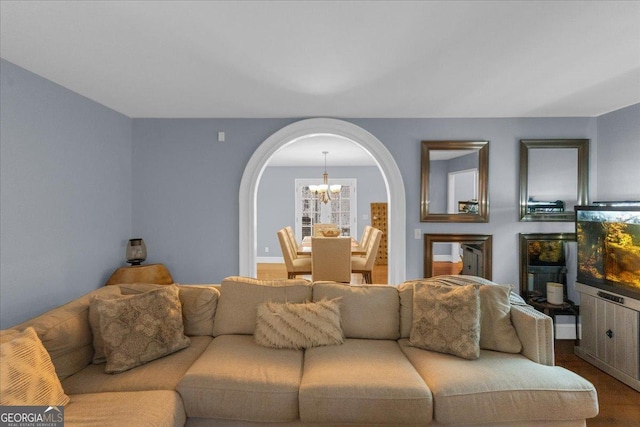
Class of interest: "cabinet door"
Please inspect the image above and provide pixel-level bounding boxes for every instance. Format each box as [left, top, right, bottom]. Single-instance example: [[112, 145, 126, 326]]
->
[[580, 293, 597, 355], [610, 303, 639, 379], [594, 297, 639, 379]]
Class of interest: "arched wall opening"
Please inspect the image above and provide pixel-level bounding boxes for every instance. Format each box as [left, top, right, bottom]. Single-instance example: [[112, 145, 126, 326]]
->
[[239, 118, 406, 284]]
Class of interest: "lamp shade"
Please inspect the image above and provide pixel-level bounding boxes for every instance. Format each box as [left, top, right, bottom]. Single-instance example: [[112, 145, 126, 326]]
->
[[126, 238, 147, 265]]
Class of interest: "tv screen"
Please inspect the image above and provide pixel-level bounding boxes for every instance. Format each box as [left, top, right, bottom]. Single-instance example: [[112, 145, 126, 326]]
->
[[576, 203, 640, 300]]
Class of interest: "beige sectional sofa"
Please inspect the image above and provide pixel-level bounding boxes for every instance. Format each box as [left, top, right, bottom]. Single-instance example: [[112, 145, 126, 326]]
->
[[0, 276, 599, 426]]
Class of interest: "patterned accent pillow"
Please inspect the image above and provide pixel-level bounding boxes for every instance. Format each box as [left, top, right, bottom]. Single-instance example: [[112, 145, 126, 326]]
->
[[94, 285, 190, 374], [410, 282, 481, 360], [255, 299, 344, 350], [0, 327, 70, 406], [89, 289, 122, 364]]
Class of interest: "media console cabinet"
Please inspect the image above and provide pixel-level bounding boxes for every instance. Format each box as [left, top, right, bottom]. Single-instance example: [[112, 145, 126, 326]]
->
[[575, 282, 640, 392]]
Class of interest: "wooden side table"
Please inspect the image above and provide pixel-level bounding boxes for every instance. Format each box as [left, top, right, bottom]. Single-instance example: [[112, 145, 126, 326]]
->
[[105, 263, 174, 286], [528, 297, 580, 343]]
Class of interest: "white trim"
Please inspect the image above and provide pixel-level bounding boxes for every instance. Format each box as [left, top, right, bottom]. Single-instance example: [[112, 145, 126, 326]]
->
[[239, 118, 406, 284], [555, 321, 580, 340], [433, 255, 455, 263], [257, 257, 284, 264]]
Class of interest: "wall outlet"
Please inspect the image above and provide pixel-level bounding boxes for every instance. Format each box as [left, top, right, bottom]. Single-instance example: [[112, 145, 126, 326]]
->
[[265, 246, 269, 253], [218, 131, 225, 142], [414, 229, 422, 240]]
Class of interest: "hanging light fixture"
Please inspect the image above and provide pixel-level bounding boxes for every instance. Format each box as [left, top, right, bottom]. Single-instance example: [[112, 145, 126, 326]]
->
[[309, 151, 341, 204]]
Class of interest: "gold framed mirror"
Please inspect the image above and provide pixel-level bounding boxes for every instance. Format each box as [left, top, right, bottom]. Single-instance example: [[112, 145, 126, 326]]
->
[[519, 139, 589, 222], [519, 232, 576, 300], [424, 234, 492, 280], [420, 140, 489, 222]]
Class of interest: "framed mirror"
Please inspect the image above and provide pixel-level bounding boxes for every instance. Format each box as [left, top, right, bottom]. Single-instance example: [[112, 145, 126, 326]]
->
[[421, 140, 489, 222], [519, 139, 589, 222], [424, 234, 492, 280], [519, 233, 577, 301]]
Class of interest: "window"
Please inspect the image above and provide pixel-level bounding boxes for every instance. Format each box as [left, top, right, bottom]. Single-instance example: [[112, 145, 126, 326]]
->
[[295, 179, 356, 239]]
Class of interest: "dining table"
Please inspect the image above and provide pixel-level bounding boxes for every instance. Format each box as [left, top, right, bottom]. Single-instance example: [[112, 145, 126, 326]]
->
[[297, 236, 366, 256]]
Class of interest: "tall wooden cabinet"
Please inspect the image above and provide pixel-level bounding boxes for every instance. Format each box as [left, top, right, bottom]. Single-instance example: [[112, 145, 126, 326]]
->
[[575, 282, 640, 392], [370, 202, 388, 265]]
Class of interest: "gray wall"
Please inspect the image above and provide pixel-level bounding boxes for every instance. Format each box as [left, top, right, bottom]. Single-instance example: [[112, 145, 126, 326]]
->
[[257, 166, 387, 258], [2, 58, 639, 331], [0, 60, 132, 328], [596, 103, 640, 201], [131, 116, 598, 288]]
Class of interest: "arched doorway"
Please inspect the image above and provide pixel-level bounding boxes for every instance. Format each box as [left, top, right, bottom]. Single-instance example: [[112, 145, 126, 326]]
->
[[239, 118, 406, 284]]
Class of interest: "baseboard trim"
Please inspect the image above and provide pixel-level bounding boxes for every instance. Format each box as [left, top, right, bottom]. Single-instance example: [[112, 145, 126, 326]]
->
[[257, 257, 283, 264], [554, 322, 581, 340]]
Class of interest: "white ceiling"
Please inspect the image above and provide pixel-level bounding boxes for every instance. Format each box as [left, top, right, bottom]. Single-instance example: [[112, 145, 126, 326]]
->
[[1, 0, 639, 120], [269, 134, 376, 167], [1, 1, 638, 166]]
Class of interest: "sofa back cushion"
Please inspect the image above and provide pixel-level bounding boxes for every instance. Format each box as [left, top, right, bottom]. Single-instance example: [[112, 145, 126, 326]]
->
[[117, 283, 220, 336], [3, 286, 122, 380], [312, 282, 400, 339], [212, 276, 312, 336], [398, 282, 414, 338]]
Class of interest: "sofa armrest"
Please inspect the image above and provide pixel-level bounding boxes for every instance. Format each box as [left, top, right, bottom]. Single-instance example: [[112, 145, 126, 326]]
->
[[511, 304, 555, 366]]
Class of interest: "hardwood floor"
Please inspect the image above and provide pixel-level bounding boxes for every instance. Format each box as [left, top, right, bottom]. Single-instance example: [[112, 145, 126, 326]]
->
[[257, 262, 388, 284], [432, 261, 463, 276], [257, 264, 640, 425], [555, 340, 640, 425]]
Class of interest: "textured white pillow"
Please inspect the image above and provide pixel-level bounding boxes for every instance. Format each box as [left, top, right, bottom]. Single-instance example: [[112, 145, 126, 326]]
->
[[410, 282, 480, 360], [0, 327, 70, 406], [255, 299, 344, 349]]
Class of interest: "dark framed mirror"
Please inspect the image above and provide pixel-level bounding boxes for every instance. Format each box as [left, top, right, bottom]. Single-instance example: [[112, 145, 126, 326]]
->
[[519, 233, 577, 301], [420, 140, 489, 222], [519, 139, 589, 222], [424, 234, 492, 280]]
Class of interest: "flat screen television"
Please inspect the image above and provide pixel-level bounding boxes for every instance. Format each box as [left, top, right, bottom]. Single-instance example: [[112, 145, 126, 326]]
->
[[575, 203, 640, 301]]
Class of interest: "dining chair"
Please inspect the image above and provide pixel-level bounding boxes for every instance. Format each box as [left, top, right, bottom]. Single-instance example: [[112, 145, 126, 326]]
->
[[351, 228, 382, 284], [311, 237, 352, 283], [277, 228, 312, 279], [358, 225, 373, 255], [313, 223, 338, 237], [285, 226, 309, 257]]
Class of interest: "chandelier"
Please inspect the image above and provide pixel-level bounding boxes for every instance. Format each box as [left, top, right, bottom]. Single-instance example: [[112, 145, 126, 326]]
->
[[309, 151, 341, 204]]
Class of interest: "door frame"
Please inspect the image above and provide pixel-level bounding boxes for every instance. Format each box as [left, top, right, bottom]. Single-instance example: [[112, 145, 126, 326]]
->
[[239, 118, 406, 284]]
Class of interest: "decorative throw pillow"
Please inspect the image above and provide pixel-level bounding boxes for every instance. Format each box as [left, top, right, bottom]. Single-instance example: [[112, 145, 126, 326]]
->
[[254, 299, 344, 350], [89, 290, 122, 364], [0, 327, 70, 406], [479, 284, 522, 353], [94, 285, 190, 374], [410, 282, 480, 360]]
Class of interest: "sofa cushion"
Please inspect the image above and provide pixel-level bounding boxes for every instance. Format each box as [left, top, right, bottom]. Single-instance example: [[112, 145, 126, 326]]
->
[[212, 276, 312, 336], [5, 286, 123, 380], [177, 335, 303, 422], [398, 281, 414, 338], [117, 283, 220, 336], [299, 339, 432, 425], [255, 299, 344, 349], [62, 335, 211, 394], [410, 282, 481, 360], [94, 285, 190, 373], [312, 282, 400, 339], [66, 390, 185, 427], [0, 327, 70, 406], [399, 339, 599, 424]]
